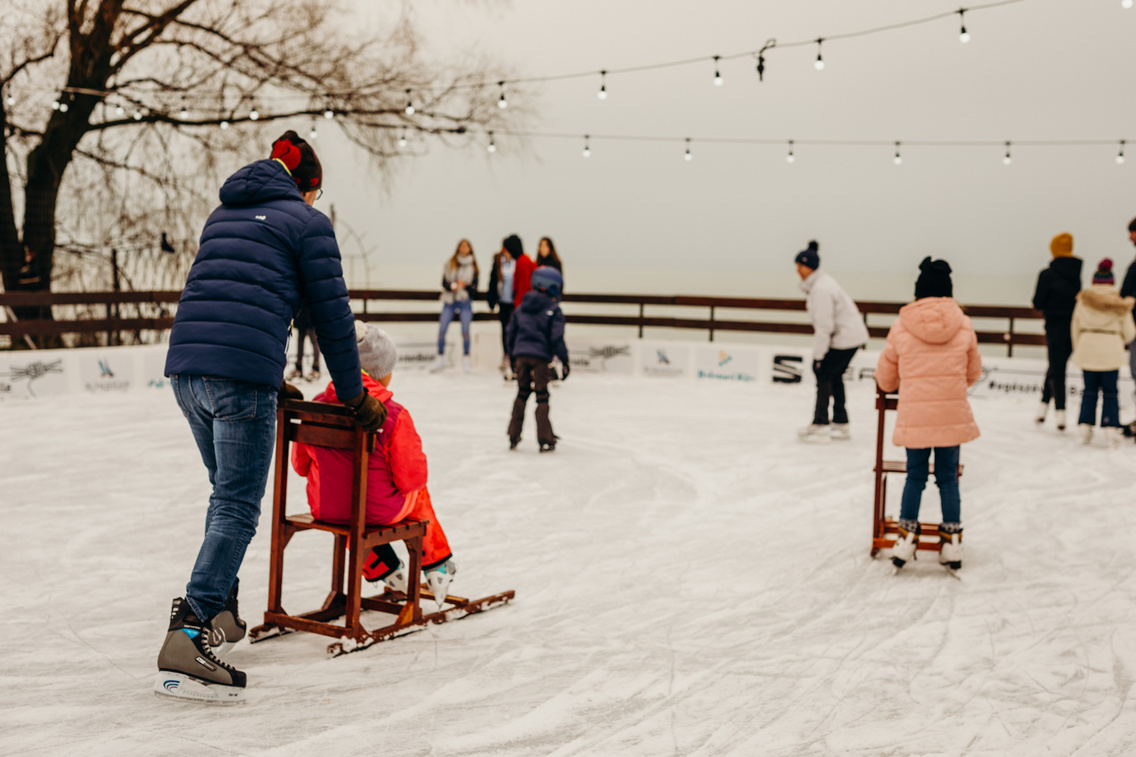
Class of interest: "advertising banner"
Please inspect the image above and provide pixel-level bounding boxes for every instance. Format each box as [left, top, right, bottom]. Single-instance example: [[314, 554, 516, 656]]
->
[[639, 342, 693, 379], [567, 339, 636, 375], [694, 344, 763, 383]]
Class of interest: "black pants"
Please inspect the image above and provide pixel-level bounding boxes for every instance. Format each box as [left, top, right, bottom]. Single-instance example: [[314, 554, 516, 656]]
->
[[497, 303, 515, 356], [1041, 325, 1072, 411], [813, 347, 858, 425], [295, 328, 320, 371], [509, 356, 554, 444]]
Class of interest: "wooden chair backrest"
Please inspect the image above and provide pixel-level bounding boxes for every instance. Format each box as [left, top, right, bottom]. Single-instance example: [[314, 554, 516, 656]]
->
[[279, 400, 376, 453]]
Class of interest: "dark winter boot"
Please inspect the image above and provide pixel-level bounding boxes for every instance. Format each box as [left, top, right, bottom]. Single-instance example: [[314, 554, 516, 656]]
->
[[155, 598, 246, 704], [535, 393, 555, 451], [208, 582, 247, 657], [892, 521, 921, 568], [362, 543, 401, 582], [938, 524, 963, 570], [508, 396, 527, 441]]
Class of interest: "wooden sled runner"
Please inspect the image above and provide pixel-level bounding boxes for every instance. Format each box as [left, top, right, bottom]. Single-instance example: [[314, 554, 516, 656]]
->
[[870, 388, 963, 558], [248, 400, 515, 657]]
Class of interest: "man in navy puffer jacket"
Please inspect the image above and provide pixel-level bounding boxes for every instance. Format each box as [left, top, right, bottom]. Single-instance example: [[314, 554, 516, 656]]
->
[[157, 131, 384, 702]]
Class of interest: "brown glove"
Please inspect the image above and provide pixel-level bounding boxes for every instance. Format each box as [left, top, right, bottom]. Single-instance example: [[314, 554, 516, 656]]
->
[[342, 391, 387, 433], [279, 381, 304, 401]]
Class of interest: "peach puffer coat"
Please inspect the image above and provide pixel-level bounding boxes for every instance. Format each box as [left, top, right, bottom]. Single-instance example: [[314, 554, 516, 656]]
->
[[1070, 285, 1136, 372], [875, 297, 983, 449]]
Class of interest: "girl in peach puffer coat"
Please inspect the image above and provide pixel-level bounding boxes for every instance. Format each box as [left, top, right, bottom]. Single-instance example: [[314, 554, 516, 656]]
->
[[875, 258, 982, 571]]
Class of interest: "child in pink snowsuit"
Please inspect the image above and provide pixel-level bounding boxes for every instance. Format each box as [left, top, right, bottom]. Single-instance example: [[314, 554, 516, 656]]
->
[[291, 322, 457, 600], [875, 258, 982, 571]]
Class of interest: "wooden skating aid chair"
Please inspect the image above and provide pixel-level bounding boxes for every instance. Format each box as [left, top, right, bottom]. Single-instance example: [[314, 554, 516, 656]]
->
[[249, 400, 514, 656], [871, 388, 963, 558]]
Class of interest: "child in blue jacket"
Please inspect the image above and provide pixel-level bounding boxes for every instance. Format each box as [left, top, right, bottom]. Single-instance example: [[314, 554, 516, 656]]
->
[[506, 267, 570, 451]]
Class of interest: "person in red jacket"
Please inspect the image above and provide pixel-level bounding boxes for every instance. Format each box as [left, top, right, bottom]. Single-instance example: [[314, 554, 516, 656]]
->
[[291, 322, 457, 604], [504, 234, 535, 316]]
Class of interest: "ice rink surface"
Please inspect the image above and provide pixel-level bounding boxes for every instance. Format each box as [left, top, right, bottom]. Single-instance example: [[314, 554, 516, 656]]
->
[[4, 370, 1136, 756]]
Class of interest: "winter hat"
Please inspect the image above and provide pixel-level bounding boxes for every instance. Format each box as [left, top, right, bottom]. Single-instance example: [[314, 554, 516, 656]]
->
[[1129, 217, 1136, 233], [794, 240, 820, 270], [270, 130, 322, 193], [1050, 233, 1073, 258], [531, 266, 564, 300], [355, 321, 398, 379], [914, 257, 953, 299], [1092, 258, 1115, 285], [503, 234, 524, 260]]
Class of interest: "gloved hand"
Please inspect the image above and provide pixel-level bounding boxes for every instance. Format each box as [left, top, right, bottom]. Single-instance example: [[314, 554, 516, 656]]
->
[[560, 361, 570, 381], [279, 381, 304, 401], [812, 360, 823, 375], [342, 391, 387, 433]]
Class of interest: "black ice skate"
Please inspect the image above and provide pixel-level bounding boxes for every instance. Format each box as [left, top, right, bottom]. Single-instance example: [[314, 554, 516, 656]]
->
[[509, 437, 520, 450], [155, 598, 246, 705], [208, 582, 247, 657]]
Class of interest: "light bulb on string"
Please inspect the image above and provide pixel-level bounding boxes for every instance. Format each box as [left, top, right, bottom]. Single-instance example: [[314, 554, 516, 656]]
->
[[398, 128, 408, 149], [115, 103, 125, 116], [133, 109, 143, 120], [179, 98, 188, 120], [487, 131, 496, 153], [404, 89, 415, 116], [597, 71, 608, 100], [324, 97, 334, 119], [497, 82, 508, 109], [893, 141, 903, 165], [958, 9, 970, 43], [1003, 141, 1012, 165], [248, 99, 259, 121], [52, 98, 61, 111], [309, 120, 318, 140], [713, 56, 723, 86], [1124, 0, 1133, 9], [5, 89, 14, 107], [1118, 140, 1127, 165], [220, 119, 230, 130], [684, 138, 693, 161], [786, 140, 796, 163], [814, 39, 825, 70], [582, 135, 591, 158]]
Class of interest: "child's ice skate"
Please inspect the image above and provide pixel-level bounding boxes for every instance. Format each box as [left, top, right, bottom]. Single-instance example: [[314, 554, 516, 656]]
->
[[509, 436, 520, 450], [891, 522, 920, 568], [155, 598, 246, 705], [938, 526, 963, 571], [1079, 424, 1093, 445], [798, 424, 831, 444], [362, 544, 405, 594], [425, 559, 457, 610], [207, 583, 246, 657], [539, 440, 556, 453], [830, 423, 851, 441]]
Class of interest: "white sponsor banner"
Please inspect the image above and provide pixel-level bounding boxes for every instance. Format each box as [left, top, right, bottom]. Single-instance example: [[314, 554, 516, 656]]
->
[[395, 339, 449, 371], [77, 350, 135, 393], [0, 350, 76, 399], [567, 339, 636, 375], [639, 341, 693, 379], [694, 344, 763, 383]]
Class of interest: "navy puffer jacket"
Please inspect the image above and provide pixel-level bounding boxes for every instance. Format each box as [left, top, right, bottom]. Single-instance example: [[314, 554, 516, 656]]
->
[[164, 159, 363, 399], [506, 291, 569, 364]]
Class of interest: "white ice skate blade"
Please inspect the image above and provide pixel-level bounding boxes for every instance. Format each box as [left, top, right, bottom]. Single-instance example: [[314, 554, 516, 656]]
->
[[154, 672, 245, 705]]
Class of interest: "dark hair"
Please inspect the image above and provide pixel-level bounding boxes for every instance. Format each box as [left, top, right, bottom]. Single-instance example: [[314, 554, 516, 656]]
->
[[503, 234, 524, 259], [270, 130, 322, 192], [914, 256, 953, 300], [1129, 217, 1136, 233], [537, 237, 562, 267]]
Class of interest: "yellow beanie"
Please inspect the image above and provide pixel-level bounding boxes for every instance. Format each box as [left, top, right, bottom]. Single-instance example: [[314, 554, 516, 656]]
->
[[1050, 233, 1073, 257]]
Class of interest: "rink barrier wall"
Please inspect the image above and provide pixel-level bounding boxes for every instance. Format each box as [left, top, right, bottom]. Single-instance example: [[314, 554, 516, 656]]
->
[[1, 337, 1127, 407], [0, 289, 1045, 357]]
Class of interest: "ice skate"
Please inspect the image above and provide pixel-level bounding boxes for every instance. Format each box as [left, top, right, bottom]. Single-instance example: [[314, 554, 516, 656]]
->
[[891, 523, 920, 568], [1035, 402, 1048, 425], [155, 598, 246, 705], [797, 424, 831, 444], [938, 528, 963, 571], [539, 441, 556, 453], [462, 355, 472, 374], [1055, 410, 1066, 432], [207, 583, 246, 657], [429, 355, 446, 373], [830, 423, 851, 441], [1106, 426, 1124, 448], [509, 437, 520, 450], [425, 559, 457, 610], [285, 366, 303, 381], [1078, 424, 1093, 445], [382, 566, 409, 594], [304, 368, 320, 382]]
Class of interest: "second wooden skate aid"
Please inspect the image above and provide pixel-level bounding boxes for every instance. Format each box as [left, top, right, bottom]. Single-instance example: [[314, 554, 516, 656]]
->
[[871, 389, 964, 558], [248, 400, 514, 656]]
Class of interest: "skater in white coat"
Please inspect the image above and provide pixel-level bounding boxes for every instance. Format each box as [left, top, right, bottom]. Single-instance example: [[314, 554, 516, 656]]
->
[[795, 241, 869, 443]]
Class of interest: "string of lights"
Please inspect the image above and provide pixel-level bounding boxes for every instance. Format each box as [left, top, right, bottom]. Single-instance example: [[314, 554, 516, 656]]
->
[[479, 130, 1131, 166]]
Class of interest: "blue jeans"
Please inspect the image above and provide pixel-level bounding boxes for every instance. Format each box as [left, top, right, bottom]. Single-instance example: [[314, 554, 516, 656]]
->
[[438, 299, 472, 355], [899, 446, 961, 526], [1079, 370, 1120, 427], [171, 375, 277, 621]]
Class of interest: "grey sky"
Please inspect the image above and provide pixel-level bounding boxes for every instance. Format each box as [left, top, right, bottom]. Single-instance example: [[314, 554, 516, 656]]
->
[[314, 0, 1135, 303]]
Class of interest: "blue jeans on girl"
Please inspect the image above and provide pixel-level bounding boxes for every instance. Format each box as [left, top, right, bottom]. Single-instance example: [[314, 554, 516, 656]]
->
[[899, 446, 961, 526], [438, 299, 472, 355], [1079, 369, 1120, 427], [171, 375, 277, 622]]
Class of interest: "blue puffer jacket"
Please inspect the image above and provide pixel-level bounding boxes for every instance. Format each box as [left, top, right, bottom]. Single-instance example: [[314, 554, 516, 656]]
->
[[164, 159, 363, 400], [506, 291, 569, 364]]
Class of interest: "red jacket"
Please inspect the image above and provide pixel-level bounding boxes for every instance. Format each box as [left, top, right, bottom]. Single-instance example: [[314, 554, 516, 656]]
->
[[291, 373, 428, 524], [512, 254, 536, 305]]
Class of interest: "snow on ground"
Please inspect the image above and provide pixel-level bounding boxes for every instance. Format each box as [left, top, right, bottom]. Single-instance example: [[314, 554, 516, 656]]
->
[[4, 370, 1136, 756]]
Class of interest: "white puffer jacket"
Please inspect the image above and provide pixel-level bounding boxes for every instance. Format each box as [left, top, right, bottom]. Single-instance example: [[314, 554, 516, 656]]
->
[[1071, 285, 1136, 371], [800, 270, 870, 360]]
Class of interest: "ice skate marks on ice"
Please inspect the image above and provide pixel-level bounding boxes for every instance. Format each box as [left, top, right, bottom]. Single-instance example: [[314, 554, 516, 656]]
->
[[153, 671, 246, 705]]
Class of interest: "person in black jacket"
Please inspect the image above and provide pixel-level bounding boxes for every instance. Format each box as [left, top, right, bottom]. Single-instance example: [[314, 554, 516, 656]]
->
[[1032, 233, 1082, 430], [1117, 217, 1136, 421], [506, 267, 569, 452]]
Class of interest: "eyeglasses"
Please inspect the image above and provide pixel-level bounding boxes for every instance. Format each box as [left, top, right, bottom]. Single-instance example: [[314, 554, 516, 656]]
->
[[316, 188, 323, 200]]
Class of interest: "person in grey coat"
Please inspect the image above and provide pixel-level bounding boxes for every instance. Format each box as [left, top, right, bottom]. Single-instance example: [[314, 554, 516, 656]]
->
[[795, 241, 869, 442]]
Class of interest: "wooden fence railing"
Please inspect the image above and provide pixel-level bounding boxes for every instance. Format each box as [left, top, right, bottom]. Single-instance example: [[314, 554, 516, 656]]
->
[[0, 289, 1045, 356]]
